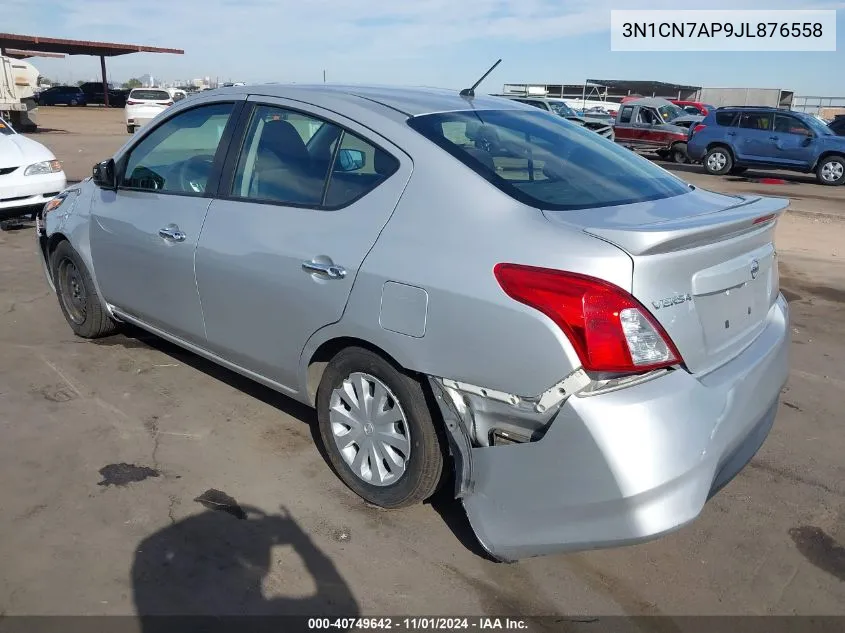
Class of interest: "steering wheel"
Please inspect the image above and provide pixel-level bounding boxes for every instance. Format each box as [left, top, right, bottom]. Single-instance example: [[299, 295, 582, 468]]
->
[[178, 154, 215, 193]]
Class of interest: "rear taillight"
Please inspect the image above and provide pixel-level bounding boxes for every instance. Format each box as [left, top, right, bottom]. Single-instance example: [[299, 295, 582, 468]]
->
[[493, 264, 682, 373], [157, 101, 173, 106], [127, 100, 139, 105], [691, 123, 707, 136]]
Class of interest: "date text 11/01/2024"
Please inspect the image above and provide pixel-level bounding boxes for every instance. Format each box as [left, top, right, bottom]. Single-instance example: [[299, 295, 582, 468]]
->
[[622, 22, 824, 38], [307, 618, 529, 630]]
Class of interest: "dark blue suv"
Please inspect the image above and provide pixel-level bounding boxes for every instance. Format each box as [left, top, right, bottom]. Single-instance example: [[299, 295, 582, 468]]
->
[[687, 107, 845, 186]]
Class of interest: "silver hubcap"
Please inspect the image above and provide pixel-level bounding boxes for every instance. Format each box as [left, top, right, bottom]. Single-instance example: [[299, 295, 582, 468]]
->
[[329, 372, 411, 487], [707, 152, 727, 171], [821, 161, 844, 182]]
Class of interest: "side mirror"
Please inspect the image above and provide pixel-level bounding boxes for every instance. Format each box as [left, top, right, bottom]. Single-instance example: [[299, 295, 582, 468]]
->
[[802, 135, 814, 146], [92, 159, 116, 189], [336, 148, 366, 172]]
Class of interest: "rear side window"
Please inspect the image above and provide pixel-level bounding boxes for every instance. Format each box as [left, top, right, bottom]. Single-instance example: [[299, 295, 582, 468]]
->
[[130, 89, 171, 101], [231, 104, 398, 208], [715, 111, 738, 126], [738, 112, 772, 131], [408, 109, 690, 211], [619, 106, 634, 123]]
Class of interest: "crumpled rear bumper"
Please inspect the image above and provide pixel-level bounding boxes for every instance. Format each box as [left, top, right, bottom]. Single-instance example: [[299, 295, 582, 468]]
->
[[433, 295, 789, 562]]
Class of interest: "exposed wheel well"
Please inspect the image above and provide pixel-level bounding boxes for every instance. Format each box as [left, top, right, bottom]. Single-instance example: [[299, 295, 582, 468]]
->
[[305, 337, 410, 406], [814, 151, 845, 168], [40, 233, 68, 278], [705, 142, 733, 158]]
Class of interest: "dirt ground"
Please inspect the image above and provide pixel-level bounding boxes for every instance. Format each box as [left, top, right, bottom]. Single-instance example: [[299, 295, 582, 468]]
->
[[1, 107, 844, 622]]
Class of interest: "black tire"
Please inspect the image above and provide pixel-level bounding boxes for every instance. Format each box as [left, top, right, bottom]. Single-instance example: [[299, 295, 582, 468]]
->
[[316, 347, 446, 509], [50, 240, 118, 338], [816, 155, 845, 186], [127, 125, 134, 134], [703, 146, 733, 175], [671, 143, 689, 164], [70, 99, 78, 106], [656, 150, 670, 161], [729, 166, 748, 176]]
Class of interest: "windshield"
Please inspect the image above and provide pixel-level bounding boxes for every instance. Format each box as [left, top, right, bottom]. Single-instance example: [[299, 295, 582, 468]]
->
[[657, 103, 686, 122], [0, 117, 15, 135], [796, 112, 834, 136], [548, 101, 577, 117], [407, 109, 690, 211]]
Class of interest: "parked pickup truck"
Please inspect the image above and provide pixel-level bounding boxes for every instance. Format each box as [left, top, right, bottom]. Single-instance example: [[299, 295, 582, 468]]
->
[[613, 97, 703, 163], [78, 82, 128, 108]]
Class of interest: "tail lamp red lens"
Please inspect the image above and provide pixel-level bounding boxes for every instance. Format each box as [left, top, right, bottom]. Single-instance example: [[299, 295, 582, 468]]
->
[[493, 264, 682, 373]]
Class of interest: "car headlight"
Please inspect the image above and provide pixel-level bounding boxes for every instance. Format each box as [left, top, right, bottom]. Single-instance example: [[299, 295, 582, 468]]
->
[[25, 160, 62, 176]]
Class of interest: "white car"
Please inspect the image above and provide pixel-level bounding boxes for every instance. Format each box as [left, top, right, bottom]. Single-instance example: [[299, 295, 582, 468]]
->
[[0, 116, 66, 220], [124, 88, 174, 134]]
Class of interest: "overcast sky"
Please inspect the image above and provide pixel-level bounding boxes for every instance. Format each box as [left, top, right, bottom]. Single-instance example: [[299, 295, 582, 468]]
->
[[6, 0, 845, 95]]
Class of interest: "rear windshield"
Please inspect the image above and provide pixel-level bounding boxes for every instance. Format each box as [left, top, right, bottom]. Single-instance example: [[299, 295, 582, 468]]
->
[[407, 109, 690, 210], [130, 89, 171, 101]]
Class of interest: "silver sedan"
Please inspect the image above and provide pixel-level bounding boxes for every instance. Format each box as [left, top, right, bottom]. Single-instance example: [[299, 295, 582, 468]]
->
[[37, 84, 790, 561]]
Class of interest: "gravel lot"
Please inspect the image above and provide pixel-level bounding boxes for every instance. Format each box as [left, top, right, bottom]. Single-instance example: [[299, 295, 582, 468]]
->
[[1, 106, 844, 622]]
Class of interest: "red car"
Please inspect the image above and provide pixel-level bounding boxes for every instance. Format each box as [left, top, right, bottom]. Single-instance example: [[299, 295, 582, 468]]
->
[[671, 100, 717, 116]]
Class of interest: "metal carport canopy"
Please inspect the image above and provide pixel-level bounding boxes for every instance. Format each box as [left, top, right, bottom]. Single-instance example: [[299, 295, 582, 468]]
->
[[0, 33, 184, 106]]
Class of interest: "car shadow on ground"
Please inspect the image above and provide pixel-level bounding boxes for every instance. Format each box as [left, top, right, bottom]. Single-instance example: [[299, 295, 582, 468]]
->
[[99, 326, 492, 560], [660, 161, 818, 185], [132, 502, 359, 631]]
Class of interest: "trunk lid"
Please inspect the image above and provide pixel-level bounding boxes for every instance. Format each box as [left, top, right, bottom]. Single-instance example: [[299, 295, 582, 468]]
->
[[543, 187, 788, 375]]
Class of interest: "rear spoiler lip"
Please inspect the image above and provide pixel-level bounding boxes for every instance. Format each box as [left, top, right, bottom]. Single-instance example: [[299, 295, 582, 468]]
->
[[579, 195, 789, 257]]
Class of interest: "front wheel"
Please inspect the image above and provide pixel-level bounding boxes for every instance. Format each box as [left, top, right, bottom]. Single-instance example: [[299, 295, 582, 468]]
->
[[816, 156, 845, 186], [316, 347, 446, 509], [703, 146, 733, 175], [50, 241, 118, 338]]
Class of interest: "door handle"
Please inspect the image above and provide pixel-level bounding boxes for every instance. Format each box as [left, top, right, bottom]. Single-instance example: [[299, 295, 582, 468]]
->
[[302, 260, 347, 279], [769, 136, 779, 140], [159, 227, 186, 242], [727, 132, 736, 136]]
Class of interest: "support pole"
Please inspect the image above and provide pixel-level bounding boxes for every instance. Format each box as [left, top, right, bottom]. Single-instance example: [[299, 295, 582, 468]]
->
[[100, 55, 109, 107]]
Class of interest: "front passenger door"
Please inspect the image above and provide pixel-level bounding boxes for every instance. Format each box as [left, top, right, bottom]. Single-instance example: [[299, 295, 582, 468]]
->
[[771, 114, 816, 167], [90, 100, 240, 344]]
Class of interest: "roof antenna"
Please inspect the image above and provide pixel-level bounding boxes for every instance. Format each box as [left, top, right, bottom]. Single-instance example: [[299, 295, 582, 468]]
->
[[460, 59, 502, 99]]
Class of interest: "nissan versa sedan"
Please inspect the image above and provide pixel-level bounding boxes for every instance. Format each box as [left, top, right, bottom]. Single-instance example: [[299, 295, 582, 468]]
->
[[37, 85, 790, 561]]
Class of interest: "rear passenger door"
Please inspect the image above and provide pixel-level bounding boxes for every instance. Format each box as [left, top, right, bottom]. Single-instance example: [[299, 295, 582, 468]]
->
[[194, 99, 412, 391]]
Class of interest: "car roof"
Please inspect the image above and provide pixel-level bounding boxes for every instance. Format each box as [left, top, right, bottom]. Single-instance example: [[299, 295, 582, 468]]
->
[[205, 84, 526, 118], [624, 97, 677, 108]]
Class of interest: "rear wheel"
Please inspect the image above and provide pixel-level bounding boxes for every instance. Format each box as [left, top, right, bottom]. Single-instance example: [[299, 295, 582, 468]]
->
[[816, 156, 845, 186], [69, 99, 78, 106], [671, 143, 689, 164], [315, 347, 446, 509], [50, 241, 118, 339], [703, 146, 733, 175]]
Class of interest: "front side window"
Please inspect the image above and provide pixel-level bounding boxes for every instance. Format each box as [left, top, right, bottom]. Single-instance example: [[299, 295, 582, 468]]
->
[[619, 106, 634, 123], [121, 102, 234, 193], [408, 109, 690, 211], [774, 114, 812, 136]]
